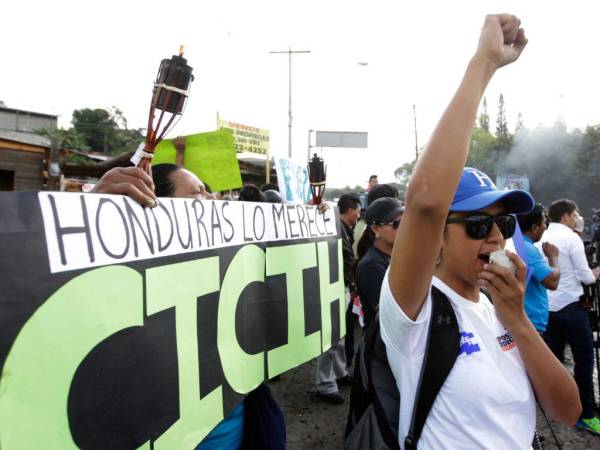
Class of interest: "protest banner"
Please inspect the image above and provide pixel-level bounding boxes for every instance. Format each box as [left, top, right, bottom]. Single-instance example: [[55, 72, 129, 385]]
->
[[153, 129, 243, 191], [217, 116, 270, 155], [0, 192, 344, 449], [275, 157, 311, 204]]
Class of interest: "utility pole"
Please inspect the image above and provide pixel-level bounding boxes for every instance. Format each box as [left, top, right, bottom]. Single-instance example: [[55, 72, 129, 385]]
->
[[413, 104, 419, 161], [270, 47, 310, 159]]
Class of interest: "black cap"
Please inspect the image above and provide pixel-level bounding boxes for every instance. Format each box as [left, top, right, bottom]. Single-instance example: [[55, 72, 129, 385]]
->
[[365, 197, 404, 225]]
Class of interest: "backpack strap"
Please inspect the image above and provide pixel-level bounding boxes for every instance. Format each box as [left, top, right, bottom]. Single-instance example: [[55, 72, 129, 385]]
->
[[404, 286, 460, 450]]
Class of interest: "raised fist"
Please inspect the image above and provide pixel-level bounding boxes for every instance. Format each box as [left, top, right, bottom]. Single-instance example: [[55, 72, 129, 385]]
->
[[476, 14, 527, 69]]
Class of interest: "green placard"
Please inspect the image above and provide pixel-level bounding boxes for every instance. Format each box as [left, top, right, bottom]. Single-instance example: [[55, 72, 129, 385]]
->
[[153, 129, 243, 192]]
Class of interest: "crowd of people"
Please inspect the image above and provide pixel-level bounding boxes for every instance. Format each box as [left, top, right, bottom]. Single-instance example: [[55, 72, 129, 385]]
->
[[86, 13, 600, 450]]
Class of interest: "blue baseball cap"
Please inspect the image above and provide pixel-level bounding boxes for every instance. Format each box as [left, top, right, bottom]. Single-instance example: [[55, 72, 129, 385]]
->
[[450, 168, 534, 214]]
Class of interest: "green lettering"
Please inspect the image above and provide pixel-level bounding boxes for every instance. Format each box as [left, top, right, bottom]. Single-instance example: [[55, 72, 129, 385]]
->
[[218, 245, 266, 393], [146, 257, 223, 449], [266, 243, 321, 377], [0, 266, 146, 449], [317, 240, 346, 352]]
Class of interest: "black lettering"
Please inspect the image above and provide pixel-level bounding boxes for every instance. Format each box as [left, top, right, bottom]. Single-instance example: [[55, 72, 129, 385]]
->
[[313, 207, 325, 235], [150, 202, 174, 252], [253, 205, 265, 240], [96, 198, 130, 259], [307, 206, 317, 237], [171, 200, 193, 249], [242, 203, 253, 242], [286, 205, 299, 238], [221, 201, 234, 242], [191, 199, 210, 247], [323, 212, 335, 236], [123, 197, 154, 257], [272, 203, 288, 239], [48, 194, 95, 265], [211, 201, 224, 245], [296, 205, 309, 237]]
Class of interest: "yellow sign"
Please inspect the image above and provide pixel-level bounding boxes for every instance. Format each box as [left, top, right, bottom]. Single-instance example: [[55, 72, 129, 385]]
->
[[217, 117, 270, 155]]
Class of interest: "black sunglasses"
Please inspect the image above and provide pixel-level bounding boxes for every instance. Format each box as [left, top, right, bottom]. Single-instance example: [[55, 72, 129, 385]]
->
[[375, 220, 401, 229], [446, 213, 516, 240]]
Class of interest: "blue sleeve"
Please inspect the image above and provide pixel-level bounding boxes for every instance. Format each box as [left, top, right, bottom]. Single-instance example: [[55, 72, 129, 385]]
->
[[527, 244, 553, 282]]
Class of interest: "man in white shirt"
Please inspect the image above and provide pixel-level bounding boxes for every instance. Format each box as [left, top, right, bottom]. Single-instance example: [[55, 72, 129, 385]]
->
[[540, 199, 600, 434]]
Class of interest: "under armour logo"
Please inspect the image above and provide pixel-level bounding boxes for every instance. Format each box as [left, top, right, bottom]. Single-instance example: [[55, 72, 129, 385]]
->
[[437, 315, 451, 325], [467, 169, 496, 188]]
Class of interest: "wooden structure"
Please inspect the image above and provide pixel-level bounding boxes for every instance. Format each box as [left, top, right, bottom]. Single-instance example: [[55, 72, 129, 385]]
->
[[0, 137, 49, 191]]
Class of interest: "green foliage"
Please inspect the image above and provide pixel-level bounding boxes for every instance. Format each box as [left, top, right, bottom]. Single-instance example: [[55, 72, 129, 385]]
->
[[35, 127, 90, 152], [324, 185, 363, 200], [479, 97, 490, 132], [392, 119, 600, 217], [495, 94, 508, 137], [35, 106, 143, 156]]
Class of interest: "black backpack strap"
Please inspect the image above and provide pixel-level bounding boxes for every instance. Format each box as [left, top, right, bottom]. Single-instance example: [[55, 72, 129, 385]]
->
[[404, 286, 460, 450]]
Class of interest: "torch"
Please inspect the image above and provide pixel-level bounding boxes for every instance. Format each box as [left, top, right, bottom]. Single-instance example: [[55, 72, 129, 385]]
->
[[308, 153, 326, 205], [135, 46, 194, 176]]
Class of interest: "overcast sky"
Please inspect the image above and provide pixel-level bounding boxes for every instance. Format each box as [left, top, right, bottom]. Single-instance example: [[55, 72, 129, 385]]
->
[[2, 0, 599, 187]]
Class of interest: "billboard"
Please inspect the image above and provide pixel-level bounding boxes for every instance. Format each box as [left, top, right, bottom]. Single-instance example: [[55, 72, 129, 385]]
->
[[217, 117, 270, 155]]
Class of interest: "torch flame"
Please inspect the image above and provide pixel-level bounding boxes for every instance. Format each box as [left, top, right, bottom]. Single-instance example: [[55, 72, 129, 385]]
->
[[179, 45, 185, 57]]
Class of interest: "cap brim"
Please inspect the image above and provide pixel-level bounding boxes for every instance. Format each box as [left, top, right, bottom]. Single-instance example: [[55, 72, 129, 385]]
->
[[382, 206, 405, 222], [450, 189, 534, 214]]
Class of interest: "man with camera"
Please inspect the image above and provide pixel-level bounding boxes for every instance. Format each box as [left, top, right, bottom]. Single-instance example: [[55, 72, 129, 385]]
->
[[540, 199, 600, 435]]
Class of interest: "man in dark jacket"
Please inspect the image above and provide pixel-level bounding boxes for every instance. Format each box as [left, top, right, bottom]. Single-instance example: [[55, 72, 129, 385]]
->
[[315, 194, 361, 404]]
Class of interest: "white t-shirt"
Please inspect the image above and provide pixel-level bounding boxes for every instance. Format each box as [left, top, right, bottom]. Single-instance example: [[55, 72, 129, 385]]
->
[[379, 272, 536, 450], [539, 222, 597, 311]]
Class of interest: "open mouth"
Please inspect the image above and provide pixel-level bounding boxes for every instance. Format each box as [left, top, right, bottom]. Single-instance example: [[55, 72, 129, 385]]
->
[[478, 253, 490, 264]]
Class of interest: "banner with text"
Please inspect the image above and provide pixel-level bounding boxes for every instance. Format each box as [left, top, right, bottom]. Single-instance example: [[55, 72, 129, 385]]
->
[[0, 192, 345, 450], [275, 157, 311, 204], [217, 117, 270, 155]]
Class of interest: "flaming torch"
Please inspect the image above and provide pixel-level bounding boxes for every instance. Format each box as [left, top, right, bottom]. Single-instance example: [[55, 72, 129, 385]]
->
[[308, 153, 326, 205], [135, 46, 194, 176]]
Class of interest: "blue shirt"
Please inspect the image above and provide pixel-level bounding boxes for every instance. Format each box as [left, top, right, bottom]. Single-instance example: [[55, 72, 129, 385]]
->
[[196, 402, 245, 450], [523, 236, 554, 332]]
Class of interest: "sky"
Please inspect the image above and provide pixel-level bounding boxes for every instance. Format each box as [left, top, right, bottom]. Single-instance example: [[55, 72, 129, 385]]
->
[[2, 0, 600, 188]]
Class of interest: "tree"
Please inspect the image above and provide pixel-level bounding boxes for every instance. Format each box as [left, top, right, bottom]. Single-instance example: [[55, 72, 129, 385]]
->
[[35, 127, 90, 152], [496, 94, 509, 138], [393, 159, 417, 198], [515, 112, 524, 134], [71, 107, 144, 154], [71, 108, 120, 152], [479, 97, 490, 132]]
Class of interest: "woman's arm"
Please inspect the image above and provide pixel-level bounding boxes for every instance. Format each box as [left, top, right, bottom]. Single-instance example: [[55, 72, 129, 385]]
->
[[388, 14, 527, 319], [480, 252, 581, 425]]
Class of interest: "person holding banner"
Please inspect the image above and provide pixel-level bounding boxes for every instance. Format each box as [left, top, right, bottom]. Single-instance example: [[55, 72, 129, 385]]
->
[[381, 14, 581, 449], [93, 164, 215, 203], [92, 163, 286, 450]]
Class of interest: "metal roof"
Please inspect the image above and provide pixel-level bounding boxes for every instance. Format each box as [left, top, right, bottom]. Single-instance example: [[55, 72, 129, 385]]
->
[[0, 130, 51, 147]]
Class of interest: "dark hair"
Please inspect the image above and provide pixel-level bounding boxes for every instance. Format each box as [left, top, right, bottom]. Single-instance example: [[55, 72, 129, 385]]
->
[[367, 184, 398, 206], [338, 193, 361, 214], [517, 204, 546, 232], [264, 189, 282, 203], [260, 183, 279, 192], [152, 163, 182, 197], [548, 199, 577, 223], [369, 175, 378, 182], [356, 225, 375, 261], [238, 184, 267, 202]]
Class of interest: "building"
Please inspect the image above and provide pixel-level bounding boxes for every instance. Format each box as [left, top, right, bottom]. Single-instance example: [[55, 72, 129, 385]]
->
[[0, 101, 57, 190]]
